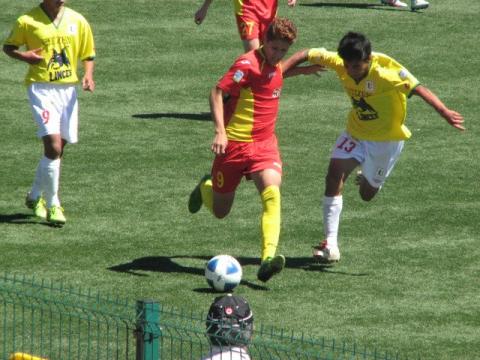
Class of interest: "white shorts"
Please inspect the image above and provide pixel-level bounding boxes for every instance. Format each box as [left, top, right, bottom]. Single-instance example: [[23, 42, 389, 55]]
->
[[331, 131, 404, 188], [27, 83, 79, 144]]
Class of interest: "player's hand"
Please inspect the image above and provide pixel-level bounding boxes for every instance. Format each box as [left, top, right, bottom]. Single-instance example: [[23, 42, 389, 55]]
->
[[211, 133, 228, 155], [287, 0, 297, 7], [443, 109, 465, 131], [23, 48, 43, 65], [82, 76, 95, 92]]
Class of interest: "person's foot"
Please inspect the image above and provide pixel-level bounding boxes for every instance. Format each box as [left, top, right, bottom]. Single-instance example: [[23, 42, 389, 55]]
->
[[381, 0, 408, 8], [47, 206, 66, 226], [25, 193, 47, 219], [312, 240, 340, 264], [257, 255, 286, 282], [411, 0, 429, 10], [188, 174, 211, 214]]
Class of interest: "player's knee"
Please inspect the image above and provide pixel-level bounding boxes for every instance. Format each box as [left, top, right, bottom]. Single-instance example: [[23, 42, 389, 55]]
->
[[359, 188, 378, 202], [213, 208, 230, 219]]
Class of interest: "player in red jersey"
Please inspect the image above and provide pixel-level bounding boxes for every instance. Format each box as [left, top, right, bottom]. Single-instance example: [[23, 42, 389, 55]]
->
[[194, 0, 296, 52], [188, 18, 321, 283]]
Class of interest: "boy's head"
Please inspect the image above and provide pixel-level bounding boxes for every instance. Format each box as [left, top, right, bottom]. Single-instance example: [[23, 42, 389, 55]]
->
[[337, 31, 372, 81], [206, 294, 253, 347], [263, 17, 297, 66]]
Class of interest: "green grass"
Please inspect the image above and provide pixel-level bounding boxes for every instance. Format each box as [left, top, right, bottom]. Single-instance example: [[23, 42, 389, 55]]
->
[[1, 0, 479, 358]]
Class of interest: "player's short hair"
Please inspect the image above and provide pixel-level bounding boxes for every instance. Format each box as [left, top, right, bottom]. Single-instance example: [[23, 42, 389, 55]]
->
[[337, 31, 372, 62], [265, 17, 297, 45]]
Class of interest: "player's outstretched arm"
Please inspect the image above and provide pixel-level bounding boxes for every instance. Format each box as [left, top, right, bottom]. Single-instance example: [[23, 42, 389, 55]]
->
[[195, 0, 213, 25], [209, 86, 228, 155], [281, 49, 308, 78], [413, 85, 465, 131], [3, 45, 43, 65]]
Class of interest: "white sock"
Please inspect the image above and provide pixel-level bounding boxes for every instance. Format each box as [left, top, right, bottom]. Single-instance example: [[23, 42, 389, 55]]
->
[[42, 157, 61, 208], [30, 160, 45, 200], [323, 195, 343, 249]]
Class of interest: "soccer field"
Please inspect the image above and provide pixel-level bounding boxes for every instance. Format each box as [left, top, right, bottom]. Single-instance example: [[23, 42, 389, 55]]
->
[[0, 0, 479, 358]]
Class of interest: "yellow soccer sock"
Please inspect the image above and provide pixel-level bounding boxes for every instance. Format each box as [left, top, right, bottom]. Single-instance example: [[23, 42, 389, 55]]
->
[[200, 179, 213, 212], [260, 185, 281, 261]]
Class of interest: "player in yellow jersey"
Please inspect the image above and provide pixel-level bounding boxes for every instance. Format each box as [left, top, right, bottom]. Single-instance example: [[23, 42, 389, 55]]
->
[[3, 0, 95, 226], [283, 31, 464, 263]]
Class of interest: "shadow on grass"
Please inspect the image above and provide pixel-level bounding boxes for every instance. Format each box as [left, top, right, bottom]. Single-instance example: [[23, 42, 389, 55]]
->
[[300, 2, 399, 11], [108, 255, 369, 291], [0, 213, 45, 226], [132, 112, 211, 121]]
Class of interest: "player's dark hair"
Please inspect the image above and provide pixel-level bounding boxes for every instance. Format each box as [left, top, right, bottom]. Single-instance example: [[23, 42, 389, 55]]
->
[[265, 17, 297, 45], [337, 31, 371, 62]]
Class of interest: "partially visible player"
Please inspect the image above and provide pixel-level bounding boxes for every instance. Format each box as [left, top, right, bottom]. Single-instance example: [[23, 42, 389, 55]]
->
[[283, 31, 464, 263], [194, 0, 297, 52], [3, 0, 96, 225], [381, 0, 429, 10], [188, 18, 320, 282]]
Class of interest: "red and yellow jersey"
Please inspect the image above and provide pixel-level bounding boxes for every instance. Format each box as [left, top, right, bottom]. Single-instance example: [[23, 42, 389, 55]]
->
[[233, 0, 278, 20], [308, 48, 420, 141], [4, 6, 95, 85], [217, 48, 283, 142]]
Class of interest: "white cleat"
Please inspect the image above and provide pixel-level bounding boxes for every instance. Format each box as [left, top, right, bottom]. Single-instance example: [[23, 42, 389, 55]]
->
[[381, 0, 408, 8], [312, 241, 341, 264], [411, 0, 429, 10]]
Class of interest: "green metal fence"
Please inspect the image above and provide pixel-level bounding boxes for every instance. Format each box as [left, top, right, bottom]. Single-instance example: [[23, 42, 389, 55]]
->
[[0, 274, 417, 360]]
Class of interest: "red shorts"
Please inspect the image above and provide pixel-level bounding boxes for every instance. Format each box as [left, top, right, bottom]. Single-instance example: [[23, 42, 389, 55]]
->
[[234, 0, 277, 41], [211, 136, 282, 193], [235, 14, 273, 41]]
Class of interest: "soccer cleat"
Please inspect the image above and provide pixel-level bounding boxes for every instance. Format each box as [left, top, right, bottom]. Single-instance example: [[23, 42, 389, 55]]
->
[[381, 0, 408, 8], [47, 206, 66, 225], [188, 174, 211, 214], [312, 240, 341, 264], [25, 194, 47, 219], [411, 0, 429, 10], [257, 255, 285, 282]]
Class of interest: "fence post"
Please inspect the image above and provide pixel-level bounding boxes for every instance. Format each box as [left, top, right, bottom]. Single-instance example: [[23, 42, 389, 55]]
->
[[136, 300, 160, 360]]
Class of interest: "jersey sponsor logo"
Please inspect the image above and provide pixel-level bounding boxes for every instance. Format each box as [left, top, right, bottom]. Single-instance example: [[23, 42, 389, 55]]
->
[[239, 60, 251, 65], [233, 70, 244, 83], [268, 71, 276, 79], [272, 88, 281, 98], [47, 48, 73, 82], [352, 97, 378, 121]]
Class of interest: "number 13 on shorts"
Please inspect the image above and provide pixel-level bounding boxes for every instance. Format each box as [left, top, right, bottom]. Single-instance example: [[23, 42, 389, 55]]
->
[[336, 135, 357, 153]]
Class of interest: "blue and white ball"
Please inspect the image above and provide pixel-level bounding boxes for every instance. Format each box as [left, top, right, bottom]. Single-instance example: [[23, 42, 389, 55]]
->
[[205, 255, 242, 292]]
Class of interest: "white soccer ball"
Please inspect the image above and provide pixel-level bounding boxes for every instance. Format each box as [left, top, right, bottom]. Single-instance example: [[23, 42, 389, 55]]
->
[[205, 255, 242, 292]]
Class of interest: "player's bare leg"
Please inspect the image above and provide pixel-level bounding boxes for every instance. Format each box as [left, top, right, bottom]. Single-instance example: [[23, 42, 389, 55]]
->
[[212, 191, 235, 219], [355, 171, 380, 202]]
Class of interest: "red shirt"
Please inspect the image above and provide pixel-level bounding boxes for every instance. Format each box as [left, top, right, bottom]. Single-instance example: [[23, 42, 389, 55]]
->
[[217, 48, 283, 142]]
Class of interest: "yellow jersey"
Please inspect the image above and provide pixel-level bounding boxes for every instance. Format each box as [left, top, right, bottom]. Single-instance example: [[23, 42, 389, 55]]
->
[[308, 48, 420, 141], [4, 6, 95, 85]]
